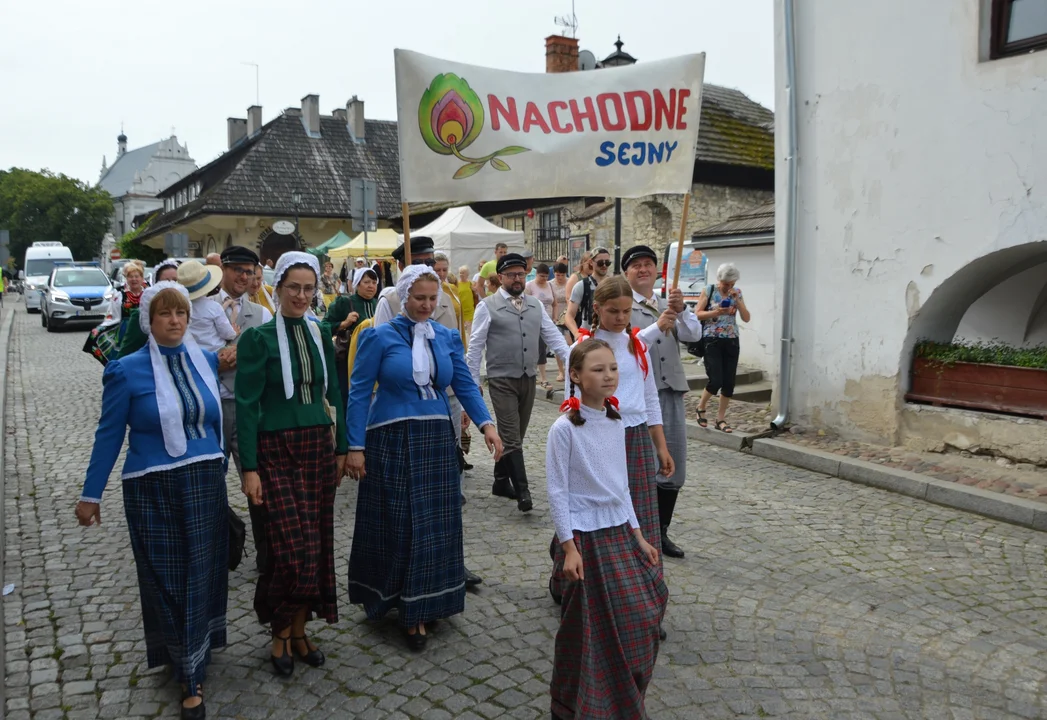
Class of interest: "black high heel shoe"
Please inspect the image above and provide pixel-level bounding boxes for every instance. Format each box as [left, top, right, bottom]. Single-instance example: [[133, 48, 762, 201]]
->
[[180, 685, 205, 720], [270, 634, 294, 677], [291, 636, 325, 667], [404, 626, 428, 651]]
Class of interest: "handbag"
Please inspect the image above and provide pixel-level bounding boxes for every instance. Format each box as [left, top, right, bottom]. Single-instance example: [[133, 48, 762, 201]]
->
[[227, 505, 247, 571], [685, 285, 715, 358]]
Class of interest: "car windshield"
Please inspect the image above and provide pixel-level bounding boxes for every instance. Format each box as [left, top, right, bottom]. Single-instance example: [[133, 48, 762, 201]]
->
[[53, 269, 109, 288], [676, 247, 709, 290], [26, 259, 65, 276]]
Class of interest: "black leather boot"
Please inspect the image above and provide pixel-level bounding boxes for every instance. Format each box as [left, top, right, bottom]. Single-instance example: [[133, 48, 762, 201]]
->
[[509, 452, 533, 512], [491, 458, 517, 499], [657, 487, 685, 559]]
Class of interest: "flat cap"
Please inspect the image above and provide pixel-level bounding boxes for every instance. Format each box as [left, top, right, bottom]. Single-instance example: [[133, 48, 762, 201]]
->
[[497, 253, 528, 273], [220, 245, 260, 266], [621, 244, 658, 270], [391, 235, 435, 262]]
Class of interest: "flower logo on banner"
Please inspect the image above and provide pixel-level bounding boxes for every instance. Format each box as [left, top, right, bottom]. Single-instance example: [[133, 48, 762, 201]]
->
[[418, 73, 529, 179]]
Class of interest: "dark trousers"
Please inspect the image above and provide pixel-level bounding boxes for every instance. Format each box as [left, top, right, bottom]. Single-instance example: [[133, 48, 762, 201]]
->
[[223, 398, 268, 571], [488, 375, 537, 456], [703, 337, 740, 397]]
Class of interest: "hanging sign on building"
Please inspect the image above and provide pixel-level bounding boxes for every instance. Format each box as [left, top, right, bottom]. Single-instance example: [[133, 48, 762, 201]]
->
[[394, 49, 705, 203]]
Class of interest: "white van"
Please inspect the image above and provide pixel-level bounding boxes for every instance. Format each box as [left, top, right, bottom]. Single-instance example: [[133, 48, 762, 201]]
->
[[22, 242, 74, 313], [661, 239, 712, 308]]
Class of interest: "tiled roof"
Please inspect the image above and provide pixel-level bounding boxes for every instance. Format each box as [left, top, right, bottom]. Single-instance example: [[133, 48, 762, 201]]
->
[[692, 199, 775, 238], [697, 84, 775, 170], [139, 110, 401, 240], [98, 142, 161, 198]]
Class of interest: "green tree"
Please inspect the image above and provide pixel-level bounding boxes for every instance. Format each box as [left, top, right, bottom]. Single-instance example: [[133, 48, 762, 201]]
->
[[0, 168, 114, 269], [116, 214, 165, 266]]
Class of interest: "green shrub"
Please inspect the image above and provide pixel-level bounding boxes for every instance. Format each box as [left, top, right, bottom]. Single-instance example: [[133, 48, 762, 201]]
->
[[915, 340, 1047, 370]]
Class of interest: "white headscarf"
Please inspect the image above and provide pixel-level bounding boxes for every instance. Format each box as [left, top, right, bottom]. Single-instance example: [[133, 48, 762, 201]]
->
[[352, 266, 377, 293], [139, 281, 223, 457], [256, 263, 274, 308], [273, 252, 328, 400], [153, 258, 180, 281], [396, 265, 442, 399]]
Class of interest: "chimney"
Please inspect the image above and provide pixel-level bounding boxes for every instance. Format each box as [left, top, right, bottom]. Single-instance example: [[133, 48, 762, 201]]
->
[[545, 35, 579, 73], [227, 117, 248, 149], [332, 107, 347, 123], [347, 96, 365, 142], [302, 94, 320, 136], [247, 105, 263, 135]]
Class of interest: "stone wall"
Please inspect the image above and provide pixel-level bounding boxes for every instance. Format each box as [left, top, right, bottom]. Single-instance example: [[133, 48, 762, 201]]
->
[[484, 183, 771, 266]]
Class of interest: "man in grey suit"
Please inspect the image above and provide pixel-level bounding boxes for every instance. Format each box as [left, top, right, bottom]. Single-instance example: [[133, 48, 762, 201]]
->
[[216, 245, 273, 571], [625, 245, 702, 559]]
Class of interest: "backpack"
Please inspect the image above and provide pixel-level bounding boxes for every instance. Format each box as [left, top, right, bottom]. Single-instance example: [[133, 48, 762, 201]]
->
[[574, 275, 595, 329], [685, 285, 715, 358]]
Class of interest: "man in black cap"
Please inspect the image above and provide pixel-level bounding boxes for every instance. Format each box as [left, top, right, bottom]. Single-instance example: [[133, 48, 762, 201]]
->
[[216, 245, 274, 571], [624, 244, 702, 558], [369, 235, 483, 588], [466, 253, 571, 512]]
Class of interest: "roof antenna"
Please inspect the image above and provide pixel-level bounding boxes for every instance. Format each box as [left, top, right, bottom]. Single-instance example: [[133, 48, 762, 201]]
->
[[241, 61, 260, 105], [554, 0, 577, 38]]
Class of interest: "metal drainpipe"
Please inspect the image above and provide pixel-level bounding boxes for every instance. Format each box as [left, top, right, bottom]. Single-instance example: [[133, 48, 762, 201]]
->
[[772, 0, 799, 431]]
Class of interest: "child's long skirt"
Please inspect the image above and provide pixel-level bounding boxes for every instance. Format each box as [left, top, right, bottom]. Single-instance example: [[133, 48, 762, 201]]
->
[[550, 423, 662, 598], [551, 523, 669, 719]]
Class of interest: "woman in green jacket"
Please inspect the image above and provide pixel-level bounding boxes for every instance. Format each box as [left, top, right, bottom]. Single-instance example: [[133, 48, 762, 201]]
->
[[321, 265, 379, 412], [235, 251, 347, 678]]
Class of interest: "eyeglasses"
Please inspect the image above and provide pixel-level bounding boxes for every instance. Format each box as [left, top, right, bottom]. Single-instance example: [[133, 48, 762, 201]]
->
[[411, 258, 436, 267], [502, 271, 526, 280], [595, 260, 612, 268], [226, 266, 254, 277], [282, 283, 316, 297]]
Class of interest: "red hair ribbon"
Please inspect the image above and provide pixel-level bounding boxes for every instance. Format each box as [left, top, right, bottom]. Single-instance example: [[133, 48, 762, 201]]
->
[[607, 396, 620, 409], [630, 327, 649, 378], [576, 328, 593, 342], [559, 396, 581, 413]]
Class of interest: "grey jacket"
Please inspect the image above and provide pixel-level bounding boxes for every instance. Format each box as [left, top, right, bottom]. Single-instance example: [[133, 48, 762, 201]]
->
[[631, 296, 690, 394], [220, 296, 268, 398]]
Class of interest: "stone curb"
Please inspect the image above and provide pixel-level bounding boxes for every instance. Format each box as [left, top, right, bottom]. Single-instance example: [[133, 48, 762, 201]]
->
[[750, 438, 1047, 532], [0, 306, 15, 707]]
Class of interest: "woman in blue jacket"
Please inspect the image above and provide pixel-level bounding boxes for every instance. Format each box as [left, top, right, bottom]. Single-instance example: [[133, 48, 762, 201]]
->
[[75, 282, 227, 720], [346, 265, 502, 650]]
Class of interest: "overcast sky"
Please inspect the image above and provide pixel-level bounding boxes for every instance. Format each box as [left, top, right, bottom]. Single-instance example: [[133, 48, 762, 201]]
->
[[0, 0, 774, 186]]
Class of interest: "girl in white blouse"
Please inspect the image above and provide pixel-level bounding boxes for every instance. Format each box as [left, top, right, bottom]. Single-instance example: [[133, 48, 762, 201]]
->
[[553, 276, 675, 604], [546, 339, 666, 720]]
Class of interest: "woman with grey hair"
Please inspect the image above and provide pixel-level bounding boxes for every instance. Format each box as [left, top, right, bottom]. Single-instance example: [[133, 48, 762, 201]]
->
[[694, 263, 750, 433]]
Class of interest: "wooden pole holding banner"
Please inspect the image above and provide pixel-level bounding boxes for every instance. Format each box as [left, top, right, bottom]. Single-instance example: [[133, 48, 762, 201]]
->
[[401, 201, 412, 266], [671, 192, 691, 289]]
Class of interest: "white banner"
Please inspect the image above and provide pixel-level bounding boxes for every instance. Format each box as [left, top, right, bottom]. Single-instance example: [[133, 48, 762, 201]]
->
[[394, 49, 705, 203]]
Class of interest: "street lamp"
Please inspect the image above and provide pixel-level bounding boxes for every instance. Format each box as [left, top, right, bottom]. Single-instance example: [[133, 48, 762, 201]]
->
[[291, 190, 302, 248]]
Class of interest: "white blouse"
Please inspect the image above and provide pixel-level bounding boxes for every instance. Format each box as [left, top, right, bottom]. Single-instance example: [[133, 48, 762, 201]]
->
[[546, 404, 642, 543], [564, 328, 662, 429]]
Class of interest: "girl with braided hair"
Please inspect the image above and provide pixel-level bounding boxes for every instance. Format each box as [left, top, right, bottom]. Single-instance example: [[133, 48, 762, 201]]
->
[[549, 277, 675, 612], [546, 339, 667, 720]]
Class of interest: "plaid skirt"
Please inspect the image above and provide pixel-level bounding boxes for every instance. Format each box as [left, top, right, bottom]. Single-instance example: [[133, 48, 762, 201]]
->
[[347, 418, 465, 627], [551, 524, 669, 720], [255, 426, 339, 632], [551, 423, 663, 597], [122, 458, 228, 692]]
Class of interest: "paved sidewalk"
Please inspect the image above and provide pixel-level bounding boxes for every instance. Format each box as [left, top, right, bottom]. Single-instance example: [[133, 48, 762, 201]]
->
[[4, 305, 1047, 719]]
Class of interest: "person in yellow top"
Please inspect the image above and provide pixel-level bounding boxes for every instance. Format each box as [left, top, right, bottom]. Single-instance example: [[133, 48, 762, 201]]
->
[[456, 265, 477, 334], [248, 264, 275, 314]]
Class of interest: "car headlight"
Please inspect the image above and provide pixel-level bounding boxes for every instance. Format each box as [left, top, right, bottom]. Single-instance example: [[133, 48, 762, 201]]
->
[[26, 283, 37, 291], [51, 290, 70, 303], [103, 288, 114, 299]]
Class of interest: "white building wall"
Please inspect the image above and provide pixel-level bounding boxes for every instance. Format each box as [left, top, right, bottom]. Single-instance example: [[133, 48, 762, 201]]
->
[[773, 0, 1047, 441]]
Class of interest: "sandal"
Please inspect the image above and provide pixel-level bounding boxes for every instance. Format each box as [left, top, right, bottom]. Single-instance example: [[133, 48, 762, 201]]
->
[[696, 410, 708, 428], [715, 420, 733, 434]]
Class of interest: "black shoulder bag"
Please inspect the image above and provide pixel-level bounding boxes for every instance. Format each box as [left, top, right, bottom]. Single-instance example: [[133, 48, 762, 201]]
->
[[685, 285, 715, 358]]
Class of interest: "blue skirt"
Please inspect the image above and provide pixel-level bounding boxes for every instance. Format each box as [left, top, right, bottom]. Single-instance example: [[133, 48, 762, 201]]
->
[[347, 419, 465, 627], [122, 458, 228, 693]]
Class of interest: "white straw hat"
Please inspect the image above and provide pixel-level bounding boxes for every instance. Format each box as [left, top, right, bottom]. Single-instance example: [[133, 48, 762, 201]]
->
[[177, 260, 223, 300]]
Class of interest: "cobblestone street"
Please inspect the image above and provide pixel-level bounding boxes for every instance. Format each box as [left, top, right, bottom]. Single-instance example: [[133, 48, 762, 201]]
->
[[4, 304, 1047, 719]]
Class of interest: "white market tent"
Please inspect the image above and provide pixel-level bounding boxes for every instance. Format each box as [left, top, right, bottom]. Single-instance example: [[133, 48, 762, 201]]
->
[[401, 206, 526, 272]]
